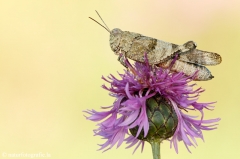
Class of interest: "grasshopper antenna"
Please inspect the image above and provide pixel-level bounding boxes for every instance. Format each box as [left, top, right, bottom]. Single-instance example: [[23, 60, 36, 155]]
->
[[88, 10, 111, 33], [95, 10, 111, 32], [89, 17, 110, 33]]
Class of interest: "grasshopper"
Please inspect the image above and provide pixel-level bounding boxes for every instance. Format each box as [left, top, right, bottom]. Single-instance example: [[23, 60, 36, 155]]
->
[[89, 11, 222, 81]]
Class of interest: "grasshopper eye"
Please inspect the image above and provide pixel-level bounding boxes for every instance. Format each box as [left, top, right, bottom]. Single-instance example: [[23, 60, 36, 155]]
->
[[111, 28, 122, 35]]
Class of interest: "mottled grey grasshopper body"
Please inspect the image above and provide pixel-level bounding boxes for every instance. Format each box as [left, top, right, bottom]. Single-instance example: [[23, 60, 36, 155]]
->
[[90, 11, 222, 81]]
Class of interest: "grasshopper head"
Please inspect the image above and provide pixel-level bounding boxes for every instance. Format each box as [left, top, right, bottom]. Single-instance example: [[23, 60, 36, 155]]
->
[[110, 28, 123, 53]]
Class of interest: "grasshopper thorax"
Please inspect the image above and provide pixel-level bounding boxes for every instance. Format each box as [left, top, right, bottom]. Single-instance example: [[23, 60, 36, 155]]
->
[[110, 28, 123, 53]]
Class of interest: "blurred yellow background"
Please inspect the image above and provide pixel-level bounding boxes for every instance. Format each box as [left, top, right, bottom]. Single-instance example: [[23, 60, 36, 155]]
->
[[0, 0, 239, 159]]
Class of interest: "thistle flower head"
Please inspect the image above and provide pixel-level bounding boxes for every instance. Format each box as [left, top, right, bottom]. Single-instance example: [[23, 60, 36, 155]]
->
[[84, 55, 220, 153]]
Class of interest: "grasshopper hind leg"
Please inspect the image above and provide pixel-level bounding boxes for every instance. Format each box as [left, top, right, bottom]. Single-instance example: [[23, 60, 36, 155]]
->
[[158, 59, 214, 81]]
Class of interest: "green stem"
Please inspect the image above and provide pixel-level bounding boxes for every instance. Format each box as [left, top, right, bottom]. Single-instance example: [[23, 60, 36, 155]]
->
[[150, 141, 161, 159]]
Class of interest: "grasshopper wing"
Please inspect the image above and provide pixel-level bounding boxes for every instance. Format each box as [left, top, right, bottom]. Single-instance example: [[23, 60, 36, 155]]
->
[[178, 49, 222, 66]]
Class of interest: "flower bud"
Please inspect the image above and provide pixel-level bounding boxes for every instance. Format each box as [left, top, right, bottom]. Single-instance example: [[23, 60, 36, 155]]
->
[[130, 95, 178, 142]]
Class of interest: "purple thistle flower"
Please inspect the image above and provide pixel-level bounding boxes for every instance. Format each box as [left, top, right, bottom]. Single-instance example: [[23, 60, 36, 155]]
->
[[84, 56, 220, 154]]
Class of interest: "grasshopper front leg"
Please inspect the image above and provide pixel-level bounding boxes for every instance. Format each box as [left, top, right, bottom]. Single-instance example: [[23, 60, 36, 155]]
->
[[117, 49, 128, 68], [118, 54, 128, 68], [117, 50, 139, 77]]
